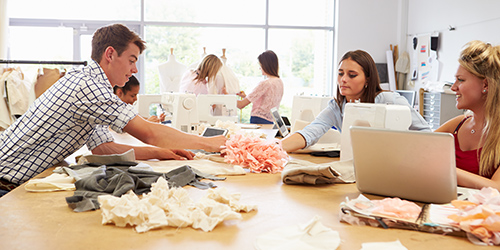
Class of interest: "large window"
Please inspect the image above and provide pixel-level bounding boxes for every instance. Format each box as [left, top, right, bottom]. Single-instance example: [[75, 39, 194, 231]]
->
[[6, 0, 335, 121]]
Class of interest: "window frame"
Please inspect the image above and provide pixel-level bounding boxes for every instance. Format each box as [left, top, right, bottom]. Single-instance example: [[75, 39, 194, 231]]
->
[[7, 0, 336, 96]]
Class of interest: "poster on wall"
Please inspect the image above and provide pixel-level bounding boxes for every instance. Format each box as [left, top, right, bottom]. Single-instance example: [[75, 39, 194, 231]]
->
[[417, 34, 431, 81]]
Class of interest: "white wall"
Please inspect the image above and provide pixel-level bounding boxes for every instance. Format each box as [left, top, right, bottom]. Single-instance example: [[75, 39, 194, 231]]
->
[[407, 0, 500, 84], [336, 0, 500, 93], [336, 0, 402, 64]]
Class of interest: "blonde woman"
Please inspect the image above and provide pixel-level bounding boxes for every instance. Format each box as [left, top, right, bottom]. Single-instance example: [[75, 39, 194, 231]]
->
[[179, 54, 225, 95], [435, 40, 500, 190]]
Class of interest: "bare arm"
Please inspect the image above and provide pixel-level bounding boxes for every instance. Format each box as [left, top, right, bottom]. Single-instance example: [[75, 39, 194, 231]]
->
[[457, 167, 500, 190], [92, 141, 195, 160], [237, 98, 251, 109], [281, 133, 307, 152], [123, 116, 226, 152], [434, 115, 466, 133]]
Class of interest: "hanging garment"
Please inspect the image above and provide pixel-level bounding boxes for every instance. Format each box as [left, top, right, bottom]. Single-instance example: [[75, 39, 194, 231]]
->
[[6, 68, 31, 117], [0, 70, 14, 130]]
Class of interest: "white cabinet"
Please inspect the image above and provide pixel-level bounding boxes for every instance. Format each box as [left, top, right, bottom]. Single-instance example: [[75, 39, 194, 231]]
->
[[422, 92, 464, 130]]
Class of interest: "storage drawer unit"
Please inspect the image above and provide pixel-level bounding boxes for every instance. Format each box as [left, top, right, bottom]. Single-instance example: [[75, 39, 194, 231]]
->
[[422, 92, 464, 130]]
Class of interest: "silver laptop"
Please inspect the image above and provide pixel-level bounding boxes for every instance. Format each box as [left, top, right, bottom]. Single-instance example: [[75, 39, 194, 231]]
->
[[349, 126, 457, 204]]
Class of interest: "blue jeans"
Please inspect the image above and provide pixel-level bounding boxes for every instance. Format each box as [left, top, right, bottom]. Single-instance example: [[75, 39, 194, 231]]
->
[[250, 116, 273, 124]]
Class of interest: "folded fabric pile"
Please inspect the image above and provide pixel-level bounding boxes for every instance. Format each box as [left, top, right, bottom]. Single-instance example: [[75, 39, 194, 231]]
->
[[223, 134, 289, 173], [98, 177, 257, 233], [281, 159, 355, 185], [447, 187, 500, 245]]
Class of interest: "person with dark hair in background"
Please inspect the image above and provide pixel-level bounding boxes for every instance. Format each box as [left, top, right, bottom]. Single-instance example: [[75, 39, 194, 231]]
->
[[237, 50, 284, 124], [113, 75, 165, 123], [281, 50, 430, 152]]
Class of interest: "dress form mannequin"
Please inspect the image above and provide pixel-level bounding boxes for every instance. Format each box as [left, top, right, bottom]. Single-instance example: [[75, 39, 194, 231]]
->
[[189, 47, 208, 70], [218, 48, 240, 94], [158, 48, 187, 93]]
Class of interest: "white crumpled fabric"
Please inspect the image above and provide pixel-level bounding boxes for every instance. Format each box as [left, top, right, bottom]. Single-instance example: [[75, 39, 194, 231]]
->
[[98, 177, 257, 233], [254, 215, 341, 250]]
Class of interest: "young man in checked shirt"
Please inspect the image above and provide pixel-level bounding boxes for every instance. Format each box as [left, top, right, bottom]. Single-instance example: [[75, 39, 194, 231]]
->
[[0, 24, 226, 195]]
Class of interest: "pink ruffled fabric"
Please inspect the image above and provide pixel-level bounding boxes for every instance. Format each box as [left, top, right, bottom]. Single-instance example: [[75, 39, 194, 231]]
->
[[370, 197, 422, 220], [448, 187, 500, 245], [223, 134, 289, 173]]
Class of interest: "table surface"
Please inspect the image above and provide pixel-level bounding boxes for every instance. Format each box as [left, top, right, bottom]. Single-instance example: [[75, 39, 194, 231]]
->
[[0, 131, 485, 250]]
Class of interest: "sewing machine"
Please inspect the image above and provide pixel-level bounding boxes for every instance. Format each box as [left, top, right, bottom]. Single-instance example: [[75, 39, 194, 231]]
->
[[196, 94, 239, 125], [161, 92, 199, 133], [290, 95, 331, 130], [340, 102, 411, 161], [136, 94, 163, 118]]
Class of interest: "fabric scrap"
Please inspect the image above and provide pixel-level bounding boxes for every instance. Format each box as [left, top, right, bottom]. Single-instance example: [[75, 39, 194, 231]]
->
[[76, 149, 136, 165], [24, 173, 75, 192], [66, 163, 225, 212], [361, 240, 408, 250], [223, 133, 289, 173], [282, 159, 355, 185], [447, 187, 500, 245], [98, 177, 257, 233], [254, 215, 340, 250]]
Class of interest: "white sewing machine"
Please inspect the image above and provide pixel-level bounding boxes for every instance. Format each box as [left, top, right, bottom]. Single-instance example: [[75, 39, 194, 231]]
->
[[340, 103, 411, 161], [196, 94, 239, 125], [161, 92, 199, 133], [136, 94, 163, 118], [290, 95, 331, 130]]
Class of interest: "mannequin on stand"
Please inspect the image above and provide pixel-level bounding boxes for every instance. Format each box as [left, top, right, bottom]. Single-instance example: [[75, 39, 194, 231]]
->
[[158, 48, 187, 93], [219, 48, 241, 95], [189, 47, 208, 70]]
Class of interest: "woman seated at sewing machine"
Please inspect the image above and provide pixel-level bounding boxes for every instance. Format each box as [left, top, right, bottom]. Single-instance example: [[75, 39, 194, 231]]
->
[[114, 75, 165, 123]]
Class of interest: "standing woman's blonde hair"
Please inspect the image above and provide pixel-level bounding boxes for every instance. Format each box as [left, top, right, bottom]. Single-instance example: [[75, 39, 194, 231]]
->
[[194, 54, 223, 84], [459, 40, 500, 177]]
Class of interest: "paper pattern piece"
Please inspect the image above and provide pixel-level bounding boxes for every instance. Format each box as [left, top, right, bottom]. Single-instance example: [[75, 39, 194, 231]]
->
[[98, 177, 257, 233], [254, 215, 340, 250], [361, 240, 408, 250]]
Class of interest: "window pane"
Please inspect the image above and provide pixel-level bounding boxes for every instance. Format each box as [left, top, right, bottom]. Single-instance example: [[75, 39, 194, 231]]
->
[[269, 0, 334, 27], [144, 25, 265, 94], [7, 0, 140, 21], [8, 26, 74, 79], [145, 0, 266, 24], [268, 28, 334, 117]]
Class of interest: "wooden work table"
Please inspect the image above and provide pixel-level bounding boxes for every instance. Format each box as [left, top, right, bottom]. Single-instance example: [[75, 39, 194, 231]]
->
[[0, 131, 485, 250]]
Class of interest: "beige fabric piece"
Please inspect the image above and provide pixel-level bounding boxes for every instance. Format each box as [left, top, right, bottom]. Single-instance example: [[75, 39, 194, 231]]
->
[[281, 159, 355, 185], [146, 158, 246, 176], [76, 149, 136, 165], [24, 173, 75, 192]]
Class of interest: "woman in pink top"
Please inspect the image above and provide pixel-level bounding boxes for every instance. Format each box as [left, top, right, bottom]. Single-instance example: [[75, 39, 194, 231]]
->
[[237, 50, 284, 124], [179, 54, 225, 95], [435, 40, 500, 190]]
